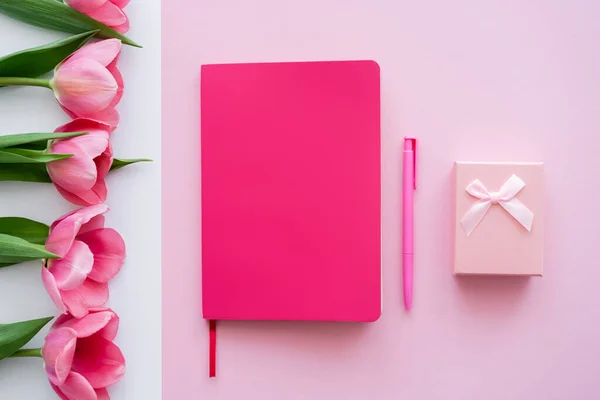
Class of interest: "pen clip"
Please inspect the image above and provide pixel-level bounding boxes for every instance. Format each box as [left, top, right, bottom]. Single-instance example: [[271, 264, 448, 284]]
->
[[405, 137, 417, 189]]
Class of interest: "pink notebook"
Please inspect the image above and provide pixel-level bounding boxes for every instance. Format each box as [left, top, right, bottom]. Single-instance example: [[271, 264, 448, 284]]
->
[[201, 60, 381, 325]]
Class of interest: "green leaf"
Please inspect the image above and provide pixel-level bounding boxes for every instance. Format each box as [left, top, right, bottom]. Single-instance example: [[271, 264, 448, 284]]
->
[[0, 317, 53, 360], [0, 148, 72, 163], [0, 30, 96, 79], [0, 217, 49, 245], [0, 163, 51, 182], [111, 158, 153, 171], [0, 233, 59, 264], [0, 216, 48, 268], [0, 0, 141, 47], [11, 141, 47, 151], [0, 131, 86, 149]]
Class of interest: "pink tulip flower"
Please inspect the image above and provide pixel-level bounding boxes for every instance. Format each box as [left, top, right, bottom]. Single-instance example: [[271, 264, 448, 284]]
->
[[50, 39, 124, 128], [43, 309, 125, 400], [42, 205, 126, 318], [65, 0, 130, 33], [47, 118, 114, 206]]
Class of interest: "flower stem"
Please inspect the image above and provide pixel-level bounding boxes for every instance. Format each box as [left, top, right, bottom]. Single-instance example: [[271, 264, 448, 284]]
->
[[0, 77, 51, 89], [9, 348, 42, 358]]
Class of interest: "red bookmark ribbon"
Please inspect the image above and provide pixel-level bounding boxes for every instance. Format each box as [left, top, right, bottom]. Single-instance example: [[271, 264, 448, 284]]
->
[[209, 320, 216, 377]]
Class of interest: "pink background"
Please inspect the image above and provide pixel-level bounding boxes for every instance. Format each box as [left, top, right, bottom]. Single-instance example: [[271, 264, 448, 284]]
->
[[162, 1, 600, 399]]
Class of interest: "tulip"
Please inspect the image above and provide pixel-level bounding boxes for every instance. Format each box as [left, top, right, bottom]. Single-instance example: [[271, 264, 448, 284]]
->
[[0, 39, 123, 129], [51, 39, 124, 128], [42, 205, 126, 318], [65, 0, 131, 34], [47, 118, 113, 206], [43, 309, 125, 400]]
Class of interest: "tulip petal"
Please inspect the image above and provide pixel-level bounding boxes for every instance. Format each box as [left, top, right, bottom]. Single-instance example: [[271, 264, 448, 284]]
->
[[50, 118, 112, 161], [50, 383, 71, 400], [60, 103, 120, 131], [105, 58, 123, 110], [96, 388, 111, 400], [47, 205, 109, 257], [70, 145, 112, 205], [78, 215, 106, 235], [61, 279, 109, 318], [65, 0, 107, 13], [48, 240, 94, 291], [55, 310, 118, 339], [87, 108, 120, 130], [51, 313, 71, 331], [50, 207, 90, 231], [69, 133, 111, 160], [58, 104, 85, 127], [52, 309, 118, 341], [92, 179, 108, 200], [58, 371, 98, 400], [97, 311, 119, 341], [48, 128, 111, 196], [67, 39, 121, 67], [87, 0, 127, 26], [42, 266, 68, 314], [77, 228, 125, 283], [95, 146, 113, 180], [55, 118, 112, 143], [53, 58, 118, 116], [110, 0, 130, 8], [112, 17, 130, 34], [69, 184, 107, 206], [72, 335, 125, 389], [55, 184, 98, 207], [43, 327, 77, 385], [47, 149, 97, 194]]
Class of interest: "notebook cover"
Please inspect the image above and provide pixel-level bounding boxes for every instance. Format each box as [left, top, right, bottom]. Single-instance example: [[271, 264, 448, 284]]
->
[[201, 60, 381, 322]]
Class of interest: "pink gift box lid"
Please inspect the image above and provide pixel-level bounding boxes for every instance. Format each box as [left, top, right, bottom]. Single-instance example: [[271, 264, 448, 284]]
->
[[454, 162, 544, 276]]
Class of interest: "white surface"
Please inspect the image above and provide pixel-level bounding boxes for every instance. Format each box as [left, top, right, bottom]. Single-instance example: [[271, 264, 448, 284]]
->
[[0, 1, 161, 399]]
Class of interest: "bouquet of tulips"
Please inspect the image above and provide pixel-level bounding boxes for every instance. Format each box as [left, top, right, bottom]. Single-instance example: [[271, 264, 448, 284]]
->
[[0, 1, 146, 398]]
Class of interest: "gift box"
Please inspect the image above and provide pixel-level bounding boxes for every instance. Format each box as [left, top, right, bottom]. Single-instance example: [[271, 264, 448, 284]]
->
[[454, 162, 544, 276]]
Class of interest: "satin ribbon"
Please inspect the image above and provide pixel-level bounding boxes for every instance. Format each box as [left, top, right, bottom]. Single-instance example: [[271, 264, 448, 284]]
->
[[209, 320, 216, 377], [460, 174, 534, 236]]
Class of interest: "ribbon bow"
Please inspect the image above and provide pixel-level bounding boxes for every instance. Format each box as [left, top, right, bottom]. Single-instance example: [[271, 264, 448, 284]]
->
[[460, 174, 534, 237]]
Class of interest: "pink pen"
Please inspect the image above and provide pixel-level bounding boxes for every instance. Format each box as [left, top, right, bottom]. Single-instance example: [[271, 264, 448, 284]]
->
[[403, 137, 417, 310]]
